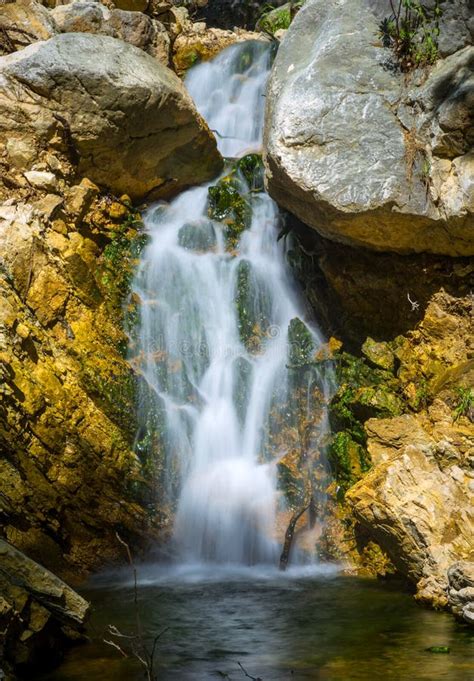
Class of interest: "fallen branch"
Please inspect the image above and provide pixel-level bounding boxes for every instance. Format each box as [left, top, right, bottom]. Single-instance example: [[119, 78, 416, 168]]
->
[[279, 501, 311, 571], [238, 661, 263, 681]]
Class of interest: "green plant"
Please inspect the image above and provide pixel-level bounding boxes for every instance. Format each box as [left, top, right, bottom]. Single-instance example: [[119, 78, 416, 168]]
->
[[452, 386, 473, 422], [379, 0, 442, 71]]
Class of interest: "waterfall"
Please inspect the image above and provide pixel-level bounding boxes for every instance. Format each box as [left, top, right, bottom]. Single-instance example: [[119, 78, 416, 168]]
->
[[131, 41, 331, 567]]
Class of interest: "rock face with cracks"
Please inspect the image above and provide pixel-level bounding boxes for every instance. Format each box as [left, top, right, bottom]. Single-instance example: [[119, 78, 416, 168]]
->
[[264, 0, 474, 256], [0, 32, 222, 201], [0, 539, 89, 678]]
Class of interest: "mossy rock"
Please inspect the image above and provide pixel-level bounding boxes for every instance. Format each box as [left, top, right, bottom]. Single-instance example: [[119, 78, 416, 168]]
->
[[256, 2, 303, 35], [361, 337, 395, 372], [232, 355, 253, 425], [234, 259, 272, 352], [97, 218, 148, 322], [328, 431, 371, 496], [208, 175, 250, 250], [80, 359, 139, 441], [350, 385, 405, 421], [178, 219, 217, 252], [236, 154, 264, 191], [287, 317, 314, 368], [330, 351, 404, 442]]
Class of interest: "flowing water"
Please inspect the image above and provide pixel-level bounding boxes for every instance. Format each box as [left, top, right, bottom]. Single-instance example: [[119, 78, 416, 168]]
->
[[131, 41, 331, 565], [32, 42, 474, 681]]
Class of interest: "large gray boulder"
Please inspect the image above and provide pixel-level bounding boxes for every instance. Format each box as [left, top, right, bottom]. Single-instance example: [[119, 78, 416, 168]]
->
[[264, 0, 474, 256], [51, 1, 171, 64], [0, 33, 222, 200]]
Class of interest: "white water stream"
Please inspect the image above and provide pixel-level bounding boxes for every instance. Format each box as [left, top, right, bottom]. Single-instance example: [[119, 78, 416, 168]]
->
[[131, 42, 331, 566]]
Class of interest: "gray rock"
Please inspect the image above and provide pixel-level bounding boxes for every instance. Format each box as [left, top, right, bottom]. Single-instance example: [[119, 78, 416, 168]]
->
[[264, 0, 474, 256], [447, 561, 474, 625], [0, 539, 89, 674], [0, 33, 222, 200], [0, 0, 58, 54], [51, 2, 171, 64]]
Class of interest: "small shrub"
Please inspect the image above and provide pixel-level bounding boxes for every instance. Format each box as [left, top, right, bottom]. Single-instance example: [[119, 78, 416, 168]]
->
[[452, 386, 473, 422], [379, 0, 442, 71]]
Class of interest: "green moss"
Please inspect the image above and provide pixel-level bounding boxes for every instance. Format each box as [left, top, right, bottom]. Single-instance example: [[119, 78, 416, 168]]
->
[[208, 176, 250, 250], [361, 337, 395, 372], [98, 217, 148, 322], [288, 318, 314, 368], [80, 360, 138, 441], [232, 356, 253, 424], [236, 154, 264, 191], [234, 260, 272, 352], [328, 431, 371, 496], [257, 2, 303, 34]]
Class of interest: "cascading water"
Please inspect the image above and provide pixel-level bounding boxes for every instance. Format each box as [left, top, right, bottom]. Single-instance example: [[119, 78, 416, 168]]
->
[[131, 41, 332, 566]]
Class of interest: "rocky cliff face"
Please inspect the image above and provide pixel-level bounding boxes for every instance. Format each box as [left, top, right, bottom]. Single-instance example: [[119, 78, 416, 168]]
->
[[0, 20, 223, 579], [264, 0, 473, 620], [264, 0, 473, 256]]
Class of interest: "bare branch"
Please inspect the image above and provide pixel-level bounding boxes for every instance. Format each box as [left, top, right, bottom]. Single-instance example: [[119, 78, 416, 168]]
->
[[104, 639, 128, 658], [237, 661, 263, 681]]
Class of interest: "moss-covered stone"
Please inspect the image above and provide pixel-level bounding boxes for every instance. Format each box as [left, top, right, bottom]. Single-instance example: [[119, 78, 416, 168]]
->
[[232, 355, 253, 425], [237, 154, 264, 191], [208, 175, 250, 250], [287, 317, 314, 368], [97, 217, 148, 322], [178, 219, 217, 252], [234, 259, 272, 352], [361, 337, 395, 372], [256, 2, 303, 35], [328, 431, 371, 496]]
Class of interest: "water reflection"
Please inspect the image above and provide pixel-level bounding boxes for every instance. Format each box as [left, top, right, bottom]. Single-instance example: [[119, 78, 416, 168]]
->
[[36, 574, 473, 681]]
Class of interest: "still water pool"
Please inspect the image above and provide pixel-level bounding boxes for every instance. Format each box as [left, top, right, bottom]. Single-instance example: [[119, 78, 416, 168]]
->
[[36, 566, 473, 681]]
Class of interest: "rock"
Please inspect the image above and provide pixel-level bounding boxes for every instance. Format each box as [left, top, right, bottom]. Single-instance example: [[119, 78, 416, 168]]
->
[[264, 0, 474, 256], [288, 218, 474, 345], [173, 27, 268, 74], [361, 337, 395, 372], [0, 187, 162, 579], [435, 0, 474, 57], [178, 218, 217, 251], [447, 561, 474, 625], [0, 539, 88, 676], [113, 0, 149, 11], [255, 2, 297, 35], [64, 178, 99, 222], [346, 405, 474, 608], [24, 170, 58, 192], [51, 2, 171, 64], [0, 33, 222, 201], [0, 0, 58, 54]]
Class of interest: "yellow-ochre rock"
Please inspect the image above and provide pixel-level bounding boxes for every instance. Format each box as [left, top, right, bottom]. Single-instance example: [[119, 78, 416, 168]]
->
[[0, 178, 161, 580]]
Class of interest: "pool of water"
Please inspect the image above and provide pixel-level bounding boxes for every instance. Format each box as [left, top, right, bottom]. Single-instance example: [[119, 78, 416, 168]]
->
[[36, 566, 473, 681]]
